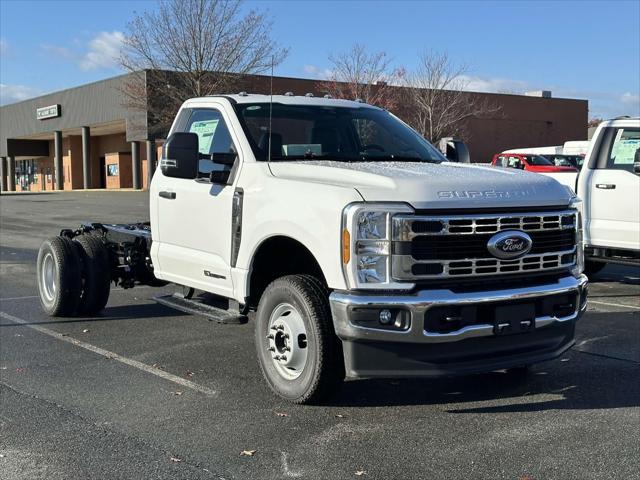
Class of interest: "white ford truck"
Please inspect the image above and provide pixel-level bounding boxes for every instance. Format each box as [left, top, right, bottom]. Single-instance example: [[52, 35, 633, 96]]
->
[[498, 117, 640, 275], [576, 117, 640, 275], [36, 94, 588, 404]]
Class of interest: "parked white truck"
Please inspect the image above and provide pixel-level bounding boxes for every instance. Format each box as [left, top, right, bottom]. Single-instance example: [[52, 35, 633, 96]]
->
[[496, 117, 640, 275], [36, 94, 588, 403], [576, 117, 640, 274]]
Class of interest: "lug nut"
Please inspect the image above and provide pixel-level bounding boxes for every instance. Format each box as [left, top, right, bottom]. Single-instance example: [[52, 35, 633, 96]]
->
[[268, 346, 275, 352], [284, 333, 290, 339], [266, 334, 274, 340], [280, 355, 287, 361], [285, 346, 291, 352], [270, 326, 278, 331], [277, 325, 285, 331]]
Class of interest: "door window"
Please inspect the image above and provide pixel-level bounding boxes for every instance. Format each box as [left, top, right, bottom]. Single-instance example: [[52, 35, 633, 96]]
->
[[507, 156, 523, 168], [183, 109, 237, 178], [608, 128, 640, 172]]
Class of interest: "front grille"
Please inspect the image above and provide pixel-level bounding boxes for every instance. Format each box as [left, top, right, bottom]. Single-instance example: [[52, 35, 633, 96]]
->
[[392, 210, 577, 280], [400, 230, 575, 260]]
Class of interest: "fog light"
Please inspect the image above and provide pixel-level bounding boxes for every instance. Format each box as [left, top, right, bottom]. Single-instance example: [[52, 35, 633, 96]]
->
[[379, 309, 393, 325]]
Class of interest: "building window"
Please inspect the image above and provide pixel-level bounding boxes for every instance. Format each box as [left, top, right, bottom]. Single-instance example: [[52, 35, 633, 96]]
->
[[107, 164, 119, 176]]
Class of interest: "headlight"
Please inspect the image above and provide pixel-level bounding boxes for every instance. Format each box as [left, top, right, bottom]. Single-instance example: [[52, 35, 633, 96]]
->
[[341, 203, 415, 290], [570, 196, 584, 277]]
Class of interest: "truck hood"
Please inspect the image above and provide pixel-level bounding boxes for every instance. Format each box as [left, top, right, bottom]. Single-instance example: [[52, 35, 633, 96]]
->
[[269, 161, 573, 209]]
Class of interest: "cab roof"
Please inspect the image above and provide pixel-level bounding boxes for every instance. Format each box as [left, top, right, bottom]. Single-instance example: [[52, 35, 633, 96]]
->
[[184, 93, 379, 109]]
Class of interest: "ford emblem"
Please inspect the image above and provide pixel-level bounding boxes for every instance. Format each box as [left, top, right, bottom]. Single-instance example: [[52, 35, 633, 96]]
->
[[487, 230, 532, 260]]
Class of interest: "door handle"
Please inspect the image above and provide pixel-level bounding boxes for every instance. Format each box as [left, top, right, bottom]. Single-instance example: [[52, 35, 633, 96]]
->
[[159, 191, 176, 199], [595, 184, 616, 189]]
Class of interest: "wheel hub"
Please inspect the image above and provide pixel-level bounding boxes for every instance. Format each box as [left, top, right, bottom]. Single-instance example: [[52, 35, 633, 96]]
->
[[266, 303, 308, 380], [41, 252, 57, 302]]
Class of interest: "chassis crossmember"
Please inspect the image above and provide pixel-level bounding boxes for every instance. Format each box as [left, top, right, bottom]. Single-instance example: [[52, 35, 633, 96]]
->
[[60, 222, 163, 289]]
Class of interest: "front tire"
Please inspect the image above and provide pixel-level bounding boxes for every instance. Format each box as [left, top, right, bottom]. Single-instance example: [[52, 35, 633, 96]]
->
[[255, 275, 344, 404], [36, 236, 82, 317]]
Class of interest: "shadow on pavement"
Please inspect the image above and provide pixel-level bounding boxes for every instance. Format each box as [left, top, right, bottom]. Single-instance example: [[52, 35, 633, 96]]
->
[[0, 302, 188, 328], [590, 264, 640, 285], [329, 348, 639, 411]]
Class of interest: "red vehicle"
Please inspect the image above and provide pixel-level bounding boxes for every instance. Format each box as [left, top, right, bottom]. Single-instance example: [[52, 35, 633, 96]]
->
[[492, 153, 578, 173]]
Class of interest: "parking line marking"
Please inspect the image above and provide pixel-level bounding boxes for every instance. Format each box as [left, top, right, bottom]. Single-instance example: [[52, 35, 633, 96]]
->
[[589, 300, 639, 311], [0, 295, 39, 301], [0, 311, 217, 397]]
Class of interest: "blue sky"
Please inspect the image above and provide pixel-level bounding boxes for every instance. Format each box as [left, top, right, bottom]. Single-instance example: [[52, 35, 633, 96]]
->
[[1, 0, 639, 118]]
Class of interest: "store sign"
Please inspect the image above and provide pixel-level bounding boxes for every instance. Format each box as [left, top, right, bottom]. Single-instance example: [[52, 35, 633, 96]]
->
[[36, 104, 61, 120]]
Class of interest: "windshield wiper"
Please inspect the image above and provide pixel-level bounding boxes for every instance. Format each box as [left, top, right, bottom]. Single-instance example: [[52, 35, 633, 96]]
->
[[268, 154, 368, 162], [269, 154, 334, 161], [359, 154, 442, 163], [267, 154, 442, 163]]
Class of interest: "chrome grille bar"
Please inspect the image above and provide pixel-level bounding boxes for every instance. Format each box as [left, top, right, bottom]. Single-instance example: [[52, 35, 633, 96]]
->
[[392, 249, 576, 280], [393, 209, 576, 241]]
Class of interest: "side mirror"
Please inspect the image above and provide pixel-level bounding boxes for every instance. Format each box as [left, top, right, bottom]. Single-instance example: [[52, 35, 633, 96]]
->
[[206, 153, 237, 185], [210, 152, 237, 166], [634, 162, 640, 174], [161, 132, 199, 179], [437, 137, 471, 163], [209, 170, 231, 184]]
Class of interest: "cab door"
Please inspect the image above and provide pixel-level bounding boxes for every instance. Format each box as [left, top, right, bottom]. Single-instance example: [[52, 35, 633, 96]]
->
[[153, 104, 242, 297], [587, 126, 640, 250]]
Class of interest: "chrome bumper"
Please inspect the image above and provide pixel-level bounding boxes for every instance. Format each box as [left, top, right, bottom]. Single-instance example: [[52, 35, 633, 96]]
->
[[329, 274, 588, 344]]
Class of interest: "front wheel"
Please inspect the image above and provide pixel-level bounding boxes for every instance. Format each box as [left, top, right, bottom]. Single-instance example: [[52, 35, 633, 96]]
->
[[255, 275, 344, 404]]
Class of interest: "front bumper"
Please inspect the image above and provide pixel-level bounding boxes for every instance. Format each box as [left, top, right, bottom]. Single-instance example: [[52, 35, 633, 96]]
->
[[329, 274, 588, 378]]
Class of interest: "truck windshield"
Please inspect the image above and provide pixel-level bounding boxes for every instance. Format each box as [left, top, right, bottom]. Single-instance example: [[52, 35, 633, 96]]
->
[[524, 155, 554, 166], [235, 103, 445, 163]]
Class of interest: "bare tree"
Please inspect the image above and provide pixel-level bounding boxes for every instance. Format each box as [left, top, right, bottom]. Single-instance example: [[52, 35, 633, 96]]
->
[[406, 51, 500, 143], [120, 0, 288, 134], [321, 44, 403, 109], [588, 117, 603, 128]]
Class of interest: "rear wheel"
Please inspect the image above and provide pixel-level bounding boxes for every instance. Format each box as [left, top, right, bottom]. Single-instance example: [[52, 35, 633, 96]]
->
[[36, 236, 82, 317], [255, 275, 344, 404], [75, 235, 111, 315]]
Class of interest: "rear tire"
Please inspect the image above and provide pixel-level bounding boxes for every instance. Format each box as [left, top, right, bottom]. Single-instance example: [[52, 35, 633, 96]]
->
[[585, 260, 606, 277], [36, 236, 82, 317], [75, 235, 111, 315], [255, 275, 344, 404]]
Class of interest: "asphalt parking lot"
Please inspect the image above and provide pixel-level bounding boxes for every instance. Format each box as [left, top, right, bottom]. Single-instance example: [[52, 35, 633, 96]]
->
[[0, 191, 638, 480]]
